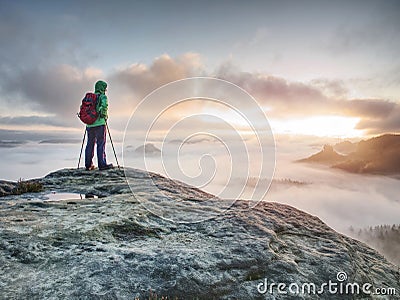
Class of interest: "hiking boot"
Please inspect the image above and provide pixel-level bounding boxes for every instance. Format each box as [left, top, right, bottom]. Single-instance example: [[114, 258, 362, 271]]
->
[[99, 163, 113, 171], [85, 165, 95, 171]]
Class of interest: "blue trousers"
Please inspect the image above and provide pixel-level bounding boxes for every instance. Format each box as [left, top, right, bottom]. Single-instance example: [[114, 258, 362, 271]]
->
[[85, 125, 107, 168]]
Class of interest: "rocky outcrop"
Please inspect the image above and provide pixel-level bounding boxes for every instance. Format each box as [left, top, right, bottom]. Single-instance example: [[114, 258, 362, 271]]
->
[[299, 134, 400, 175], [135, 143, 162, 156], [0, 168, 399, 299], [0, 180, 17, 196], [334, 134, 400, 175], [333, 140, 358, 155], [298, 145, 346, 165]]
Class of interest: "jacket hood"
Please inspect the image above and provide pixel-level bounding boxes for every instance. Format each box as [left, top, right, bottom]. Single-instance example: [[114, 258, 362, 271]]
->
[[94, 80, 107, 94]]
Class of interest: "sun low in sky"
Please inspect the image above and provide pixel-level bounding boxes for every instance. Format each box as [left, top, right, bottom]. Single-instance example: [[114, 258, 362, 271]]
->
[[0, 0, 399, 142], [271, 116, 363, 138]]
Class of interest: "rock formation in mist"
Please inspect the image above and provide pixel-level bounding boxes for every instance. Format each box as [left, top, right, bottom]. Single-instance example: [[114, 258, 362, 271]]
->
[[299, 134, 400, 175], [0, 168, 399, 299], [134, 143, 161, 156], [333, 140, 358, 155], [298, 145, 346, 165]]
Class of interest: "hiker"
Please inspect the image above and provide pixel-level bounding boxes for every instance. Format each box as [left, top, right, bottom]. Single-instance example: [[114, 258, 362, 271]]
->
[[84, 80, 113, 171]]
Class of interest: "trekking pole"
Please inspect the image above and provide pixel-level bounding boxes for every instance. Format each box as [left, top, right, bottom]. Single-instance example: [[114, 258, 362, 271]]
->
[[77, 128, 87, 169], [106, 121, 120, 169]]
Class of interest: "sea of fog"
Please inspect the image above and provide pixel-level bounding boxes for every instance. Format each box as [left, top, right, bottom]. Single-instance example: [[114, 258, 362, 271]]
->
[[1, 136, 399, 236]]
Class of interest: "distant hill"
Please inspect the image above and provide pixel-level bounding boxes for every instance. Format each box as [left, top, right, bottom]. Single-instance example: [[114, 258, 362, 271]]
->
[[333, 140, 358, 154], [298, 145, 347, 165], [134, 143, 161, 156], [299, 134, 400, 175]]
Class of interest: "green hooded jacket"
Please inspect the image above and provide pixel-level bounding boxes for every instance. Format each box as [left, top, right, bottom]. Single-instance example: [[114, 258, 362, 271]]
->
[[87, 80, 108, 128]]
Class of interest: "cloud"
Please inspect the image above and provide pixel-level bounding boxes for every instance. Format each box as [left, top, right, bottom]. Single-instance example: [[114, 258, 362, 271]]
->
[[215, 68, 329, 115], [109, 53, 205, 101], [355, 105, 400, 134], [271, 169, 400, 234], [0, 140, 27, 148], [0, 2, 91, 72], [214, 64, 400, 133], [249, 136, 400, 234], [0, 116, 65, 127], [0, 54, 205, 131], [1, 64, 102, 125], [310, 79, 349, 98], [324, 2, 400, 57], [0, 2, 99, 126], [125, 133, 400, 236], [341, 99, 396, 119], [1, 53, 399, 135], [0, 128, 80, 144]]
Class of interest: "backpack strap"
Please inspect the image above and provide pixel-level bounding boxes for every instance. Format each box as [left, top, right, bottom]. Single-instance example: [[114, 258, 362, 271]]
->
[[95, 93, 101, 112]]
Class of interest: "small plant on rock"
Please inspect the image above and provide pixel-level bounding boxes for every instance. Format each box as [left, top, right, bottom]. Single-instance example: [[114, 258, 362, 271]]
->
[[13, 178, 44, 195]]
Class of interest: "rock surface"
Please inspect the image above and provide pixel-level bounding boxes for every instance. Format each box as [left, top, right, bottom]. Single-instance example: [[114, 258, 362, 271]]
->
[[0, 180, 17, 197], [0, 168, 399, 299]]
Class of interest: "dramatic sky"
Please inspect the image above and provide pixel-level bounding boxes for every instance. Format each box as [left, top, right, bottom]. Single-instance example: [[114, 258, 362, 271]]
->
[[1, 1, 399, 234], [1, 0, 399, 139]]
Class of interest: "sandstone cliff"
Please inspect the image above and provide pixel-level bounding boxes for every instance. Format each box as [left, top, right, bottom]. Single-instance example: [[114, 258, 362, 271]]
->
[[0, 168, 399, 299]]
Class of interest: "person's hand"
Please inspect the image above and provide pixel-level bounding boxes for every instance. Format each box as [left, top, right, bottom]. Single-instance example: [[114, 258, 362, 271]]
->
[[100, 108, 108, 119]]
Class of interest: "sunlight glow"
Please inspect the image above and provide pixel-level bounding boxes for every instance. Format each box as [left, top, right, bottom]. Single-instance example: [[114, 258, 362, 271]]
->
[[271, 115, 364, 138], [199, 106, 249, 128]]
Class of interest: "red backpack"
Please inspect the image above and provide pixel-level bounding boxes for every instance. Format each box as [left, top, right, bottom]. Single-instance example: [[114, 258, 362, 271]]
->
[[78, 93, 99, 125]]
